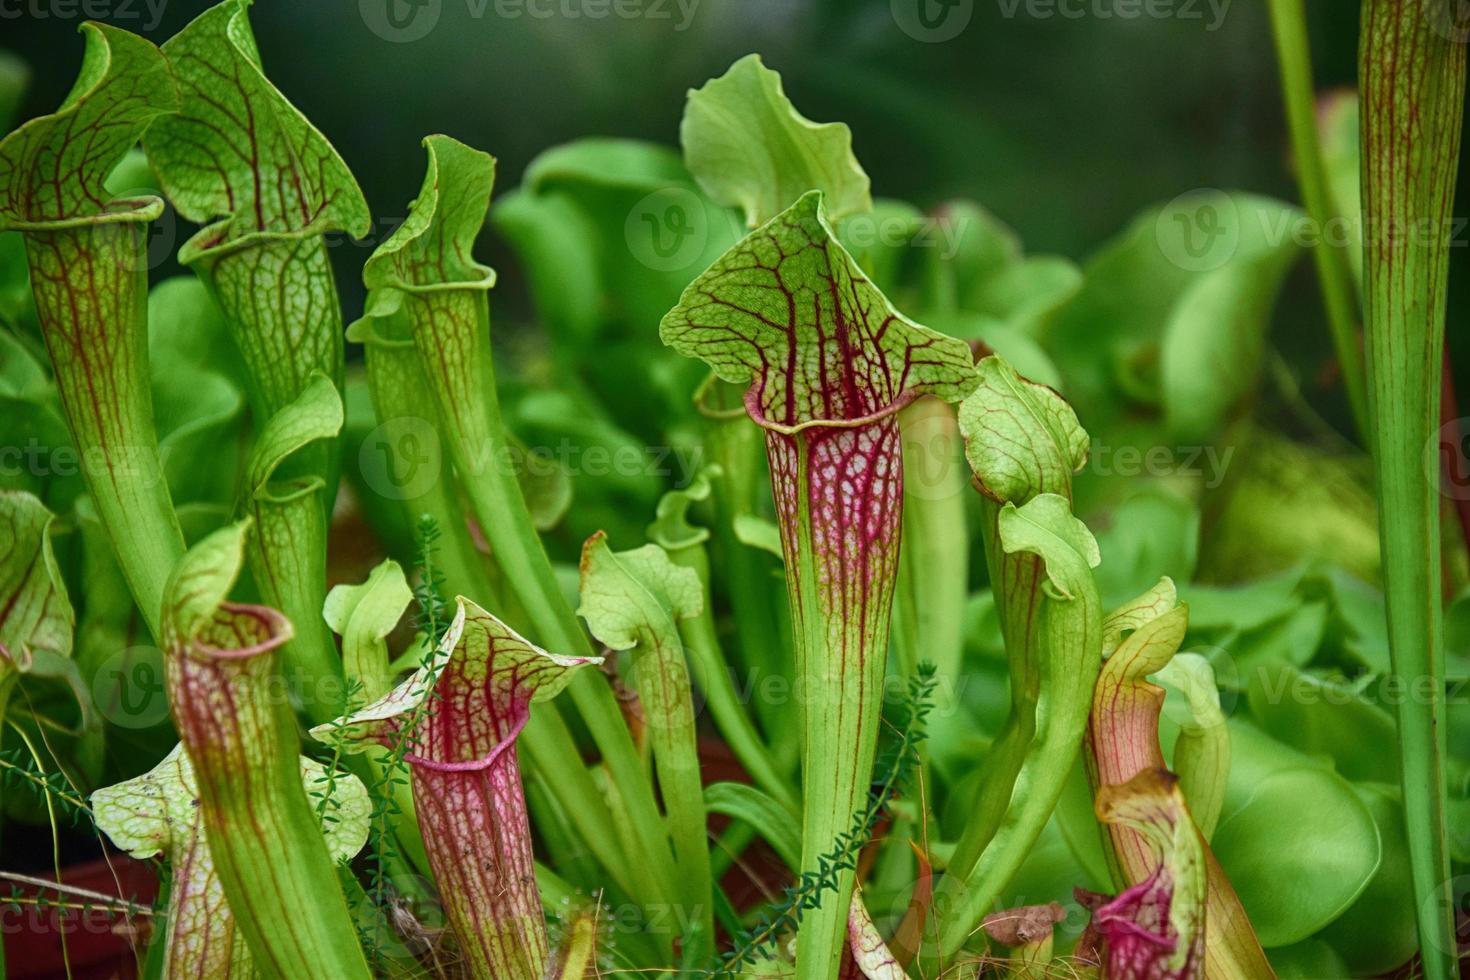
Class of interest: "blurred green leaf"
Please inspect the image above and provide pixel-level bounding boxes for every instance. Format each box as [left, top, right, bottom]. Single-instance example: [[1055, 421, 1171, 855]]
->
[[1200, 429, 1379, 586], [496, 137, 738, 344], [837, 197, 922, 292], [148, 278, 246, 509], [1180, 567, 1305, 632], [1246, 663, 1397, 783], [1316, 91, 1363, 293], [1049, 192, 1304, 443], [1225, 599, 1329, 672], [0, 51, 26, 134], [681, 54, 871, 227], [1092, 489, 1199, 609], [1319, 567, 1391, 675], [0, 329, 70, 502], [703, 781, 800, 870], [1317, 783, 1418, 976], [1267, 938, 1350, 978], [1211, 766, 1380, 948]]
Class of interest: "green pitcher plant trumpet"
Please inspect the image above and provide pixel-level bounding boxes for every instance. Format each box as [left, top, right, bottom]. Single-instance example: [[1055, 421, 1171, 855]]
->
[[661, 188, 978, 975], [1085, 579, 1273, 979], [0, 24, 182, 635], [923, 354, 1101, 967], [1359, 2, 1467, 977], [160, 520, 370, 978], [313, 596, 600, 980], [145, 0, 370, 719], [1082, 769, 1208, 980]]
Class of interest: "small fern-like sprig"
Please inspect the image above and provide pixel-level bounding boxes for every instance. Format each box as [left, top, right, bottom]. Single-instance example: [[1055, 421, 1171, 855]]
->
[[0, 748, 92, 827], [356, 514, 453, 973], [715, 663, 939, 976], [410, 513, 449, 645], [311, 676, 366, 831]]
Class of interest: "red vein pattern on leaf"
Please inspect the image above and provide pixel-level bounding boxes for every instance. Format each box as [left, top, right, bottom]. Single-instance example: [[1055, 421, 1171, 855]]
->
[[1090, 618, 1179, 880], [1092, 869, 1182, 980], [661, 190, 974, 697], [661, 192, 971, 430], [25, 224, 156, 501], [0, 25, 182, 625], [767, 420, 900, 772], [145, 1, 368, 241], [661, 190, 974, 967], [141, 2, 367, 416], [361, 137, 497, 478], [164, 601, 309, 977], [337, 598, 593, 980], [0, 493, 70, 669], [0, 25, 176, 227], [839, 894, 903, 979]]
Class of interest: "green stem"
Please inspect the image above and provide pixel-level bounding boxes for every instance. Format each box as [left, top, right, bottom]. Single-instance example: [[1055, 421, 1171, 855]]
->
[[448, 333, 680, 907], [368, 136, 679, 914], [144, 0, 374, 719], [1359, 3, 1467, 977], [781, 430, 897, 979], [664, 532, 798, 813], [184, 235, 349, 724], [25, 218, 185, 639], [705, 410, 790, 716], [1268, 0, 1370, 439], [578, 534, 716, 967], [349, 311, 650, 901], [350, 313, 503, 609], [892, 399, 969, 687], [920, 357, 1100, 968]]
